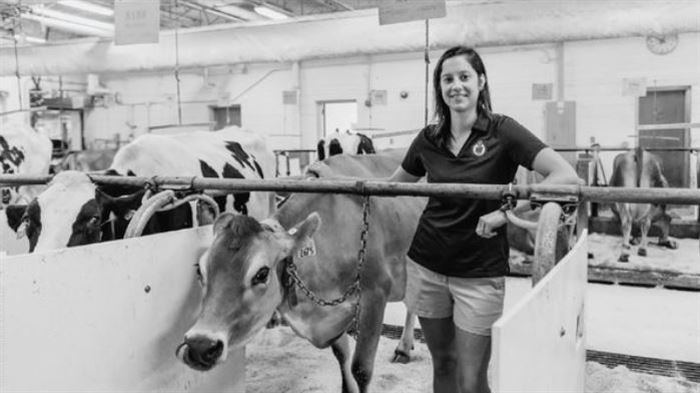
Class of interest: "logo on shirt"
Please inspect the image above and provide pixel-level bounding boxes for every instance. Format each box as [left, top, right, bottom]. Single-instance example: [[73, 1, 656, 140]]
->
[[472, 140, 486, 156]]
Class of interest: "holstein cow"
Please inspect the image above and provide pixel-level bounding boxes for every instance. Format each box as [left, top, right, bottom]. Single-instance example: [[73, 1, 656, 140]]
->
[[177, 151, 426, 392], [317, 129, 375, 161], [4, 127, 275, 253], [609, 147, 677, 262], [1, 120, 52, 206]]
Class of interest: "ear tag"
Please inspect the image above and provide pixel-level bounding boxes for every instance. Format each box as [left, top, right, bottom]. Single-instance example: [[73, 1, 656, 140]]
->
[[297, 237, 317, 259], [124, 209, 135, 221], [288, 227, 298, 235]]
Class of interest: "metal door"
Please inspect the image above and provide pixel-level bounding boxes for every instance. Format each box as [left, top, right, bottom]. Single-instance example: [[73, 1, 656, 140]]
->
[[638, 89, 689, 187]]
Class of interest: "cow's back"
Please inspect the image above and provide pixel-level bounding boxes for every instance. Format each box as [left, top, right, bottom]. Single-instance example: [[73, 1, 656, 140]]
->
[[109, 127, 275, 218], [110, 127, 272, 178], [610, 150, 667, 189], [609, 149, 668, 221], [306, 148, 406, 178]]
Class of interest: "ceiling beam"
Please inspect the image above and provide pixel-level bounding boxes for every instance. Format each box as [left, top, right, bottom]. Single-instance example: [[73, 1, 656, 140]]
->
[[178, 0, 245, 23]]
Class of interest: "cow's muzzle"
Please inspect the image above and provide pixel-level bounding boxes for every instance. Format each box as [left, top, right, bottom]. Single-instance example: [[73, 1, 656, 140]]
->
[[176, 335, 224, 371]]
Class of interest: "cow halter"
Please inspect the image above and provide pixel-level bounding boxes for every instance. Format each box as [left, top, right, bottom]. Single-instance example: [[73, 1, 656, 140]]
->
[[282, 194, 371, 338]]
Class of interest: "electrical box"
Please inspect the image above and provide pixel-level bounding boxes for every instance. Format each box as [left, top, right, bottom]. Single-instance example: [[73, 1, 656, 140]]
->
[[544, 101, 576, 148], [545, 101, 577, 167]]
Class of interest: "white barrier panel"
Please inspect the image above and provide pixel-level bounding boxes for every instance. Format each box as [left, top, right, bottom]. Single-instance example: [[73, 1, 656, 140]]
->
[[0, 212, 28, 256], [492, 231, 587, 393], [0, 227, 244, 392]]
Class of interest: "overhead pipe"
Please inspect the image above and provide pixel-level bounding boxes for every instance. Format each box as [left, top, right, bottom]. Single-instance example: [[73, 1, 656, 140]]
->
[[0, 0, 698, 76]]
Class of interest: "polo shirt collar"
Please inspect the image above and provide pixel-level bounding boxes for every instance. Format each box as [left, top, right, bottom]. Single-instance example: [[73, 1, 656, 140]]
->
[[472, 112, 491, 134]]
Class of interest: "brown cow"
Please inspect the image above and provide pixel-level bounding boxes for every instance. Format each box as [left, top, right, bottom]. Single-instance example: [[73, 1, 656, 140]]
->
[[609, 147, 677, 262], [176, 152, 425, 392]]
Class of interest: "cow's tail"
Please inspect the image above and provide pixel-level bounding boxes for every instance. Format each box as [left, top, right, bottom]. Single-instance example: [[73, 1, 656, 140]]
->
[[317, 140, 326, 161], [634, 147, 643, 188]]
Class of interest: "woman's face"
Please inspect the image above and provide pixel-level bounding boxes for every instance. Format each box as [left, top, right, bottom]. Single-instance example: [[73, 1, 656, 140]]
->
[[440, 55, 484, 114]]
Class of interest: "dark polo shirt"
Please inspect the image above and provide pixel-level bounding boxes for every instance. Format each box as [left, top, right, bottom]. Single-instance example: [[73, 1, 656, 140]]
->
[[401, 113, 547, 277]]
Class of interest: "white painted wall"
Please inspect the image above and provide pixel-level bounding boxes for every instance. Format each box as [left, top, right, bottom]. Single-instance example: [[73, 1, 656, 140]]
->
[[5, 32, 697, 179], [566, 33, 700, 175]]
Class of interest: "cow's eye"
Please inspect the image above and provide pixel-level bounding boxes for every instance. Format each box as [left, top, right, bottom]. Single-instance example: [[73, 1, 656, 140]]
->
[[87, 216, 100, 227], [194, 264, 203, 282], [251, 267, 270, 286]]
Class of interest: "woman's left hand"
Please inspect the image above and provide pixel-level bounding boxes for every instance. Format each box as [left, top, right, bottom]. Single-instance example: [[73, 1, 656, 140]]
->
[[476, 209, 507, 238]]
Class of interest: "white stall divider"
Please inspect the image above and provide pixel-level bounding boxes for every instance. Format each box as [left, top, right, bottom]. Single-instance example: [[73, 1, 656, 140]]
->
[[0, 226, 244, 392], [492, 231, 588, 393], [0, 211, 29, 256]]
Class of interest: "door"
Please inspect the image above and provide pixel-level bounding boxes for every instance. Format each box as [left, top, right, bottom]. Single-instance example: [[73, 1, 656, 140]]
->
[[638, 88, 689, 188], [318, 101, 357, 139], [210, 105, 241, 130]]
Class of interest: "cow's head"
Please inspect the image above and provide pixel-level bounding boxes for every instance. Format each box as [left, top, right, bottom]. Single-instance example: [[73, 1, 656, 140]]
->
[[4, 170, 145, 252], [177, 211, 320, 371]]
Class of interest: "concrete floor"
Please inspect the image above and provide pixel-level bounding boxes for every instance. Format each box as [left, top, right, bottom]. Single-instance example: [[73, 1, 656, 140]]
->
[[384, 276, 700, 363]]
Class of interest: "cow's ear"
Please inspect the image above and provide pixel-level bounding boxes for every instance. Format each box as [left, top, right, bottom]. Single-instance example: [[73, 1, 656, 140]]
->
[[5, 205, 27, 232], [213, 212, 236, 235], [289, 212, 321, 245], [95, 188, 115, 208]]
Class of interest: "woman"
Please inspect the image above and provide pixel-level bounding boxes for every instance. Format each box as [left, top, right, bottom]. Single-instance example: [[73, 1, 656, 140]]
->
[[387, 46, 580, 392]]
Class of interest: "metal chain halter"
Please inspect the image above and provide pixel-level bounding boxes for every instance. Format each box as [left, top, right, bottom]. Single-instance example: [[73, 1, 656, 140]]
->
[[284, 195, 371, 337]]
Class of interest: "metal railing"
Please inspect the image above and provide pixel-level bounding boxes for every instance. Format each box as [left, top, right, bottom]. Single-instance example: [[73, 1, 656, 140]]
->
[[2, 174, 699, 206]]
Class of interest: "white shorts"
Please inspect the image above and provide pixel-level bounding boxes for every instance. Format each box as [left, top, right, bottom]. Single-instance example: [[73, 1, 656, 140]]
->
[[404, 257, 505, 336]]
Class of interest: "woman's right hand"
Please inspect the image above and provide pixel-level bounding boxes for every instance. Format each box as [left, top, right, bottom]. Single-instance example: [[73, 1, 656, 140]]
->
[[476, 209, 507, 238]]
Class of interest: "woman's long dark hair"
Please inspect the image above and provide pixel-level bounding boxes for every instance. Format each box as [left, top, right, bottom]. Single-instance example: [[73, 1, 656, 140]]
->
[[431, 46, 492, 149]]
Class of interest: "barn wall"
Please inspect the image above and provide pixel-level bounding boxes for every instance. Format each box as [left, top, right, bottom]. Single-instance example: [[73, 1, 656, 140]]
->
[[5, 32, 697, 180], [566, 33, 700, 176]]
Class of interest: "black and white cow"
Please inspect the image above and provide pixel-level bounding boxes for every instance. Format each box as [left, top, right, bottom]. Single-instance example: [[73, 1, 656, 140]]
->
[[609, 147, 677, 262], [1, 119, 52, 206], [5, 126, 275, 253], [316, 129, 375, 161]]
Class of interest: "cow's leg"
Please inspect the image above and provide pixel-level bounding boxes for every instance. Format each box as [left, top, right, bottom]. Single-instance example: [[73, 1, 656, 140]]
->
[[638, 215, 651, 257], [654, 211, 678, 249], [351, 293, 386, 393], [392, 311, 415, 364], [619, 207, 632, 262], [331, 333, 359, 393]]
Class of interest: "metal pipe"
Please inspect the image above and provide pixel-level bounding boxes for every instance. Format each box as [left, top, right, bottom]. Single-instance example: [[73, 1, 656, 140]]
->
[[2, 175, 699, 205], [555, 147, 700, 152]]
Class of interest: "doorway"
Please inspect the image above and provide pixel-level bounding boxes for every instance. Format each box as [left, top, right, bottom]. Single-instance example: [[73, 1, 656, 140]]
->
[[637, 87, 690, 188], [210, 105, 241, 130], [318, 100, 357, 139]]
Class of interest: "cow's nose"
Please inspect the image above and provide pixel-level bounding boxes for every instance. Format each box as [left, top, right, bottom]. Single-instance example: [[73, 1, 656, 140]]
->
[[185, 335, 224, 369]]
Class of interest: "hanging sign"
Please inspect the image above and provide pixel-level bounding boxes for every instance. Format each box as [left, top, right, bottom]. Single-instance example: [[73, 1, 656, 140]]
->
[[114, 0, 160, 45], [379, 0, 446, 25], [622, 77, 647, 97], [532, 83, 553, 100]]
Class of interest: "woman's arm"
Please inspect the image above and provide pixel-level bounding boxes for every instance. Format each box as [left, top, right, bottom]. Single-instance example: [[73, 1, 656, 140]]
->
[[476, 148, 582, 238], [531, 147, 582, 186], [385, 166, 422, 183]]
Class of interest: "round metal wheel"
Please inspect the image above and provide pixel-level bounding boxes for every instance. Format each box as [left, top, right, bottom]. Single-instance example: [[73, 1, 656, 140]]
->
[[532, 202, 566, 285]]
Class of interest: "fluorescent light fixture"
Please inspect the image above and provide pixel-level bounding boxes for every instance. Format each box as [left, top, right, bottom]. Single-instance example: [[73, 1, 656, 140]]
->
[[14, 34, 46, 44], [59, 0, 114, 17], [22, 13, 113, 37], [253, 5, 289, 20], [32, 6, 114, 31]]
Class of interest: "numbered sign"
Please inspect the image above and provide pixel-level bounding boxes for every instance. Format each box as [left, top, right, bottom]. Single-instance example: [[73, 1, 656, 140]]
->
[[115, 0, 160, 45]]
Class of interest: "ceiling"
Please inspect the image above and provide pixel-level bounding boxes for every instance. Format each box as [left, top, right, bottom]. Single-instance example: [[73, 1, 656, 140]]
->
[[0, 0, 383, 45]]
